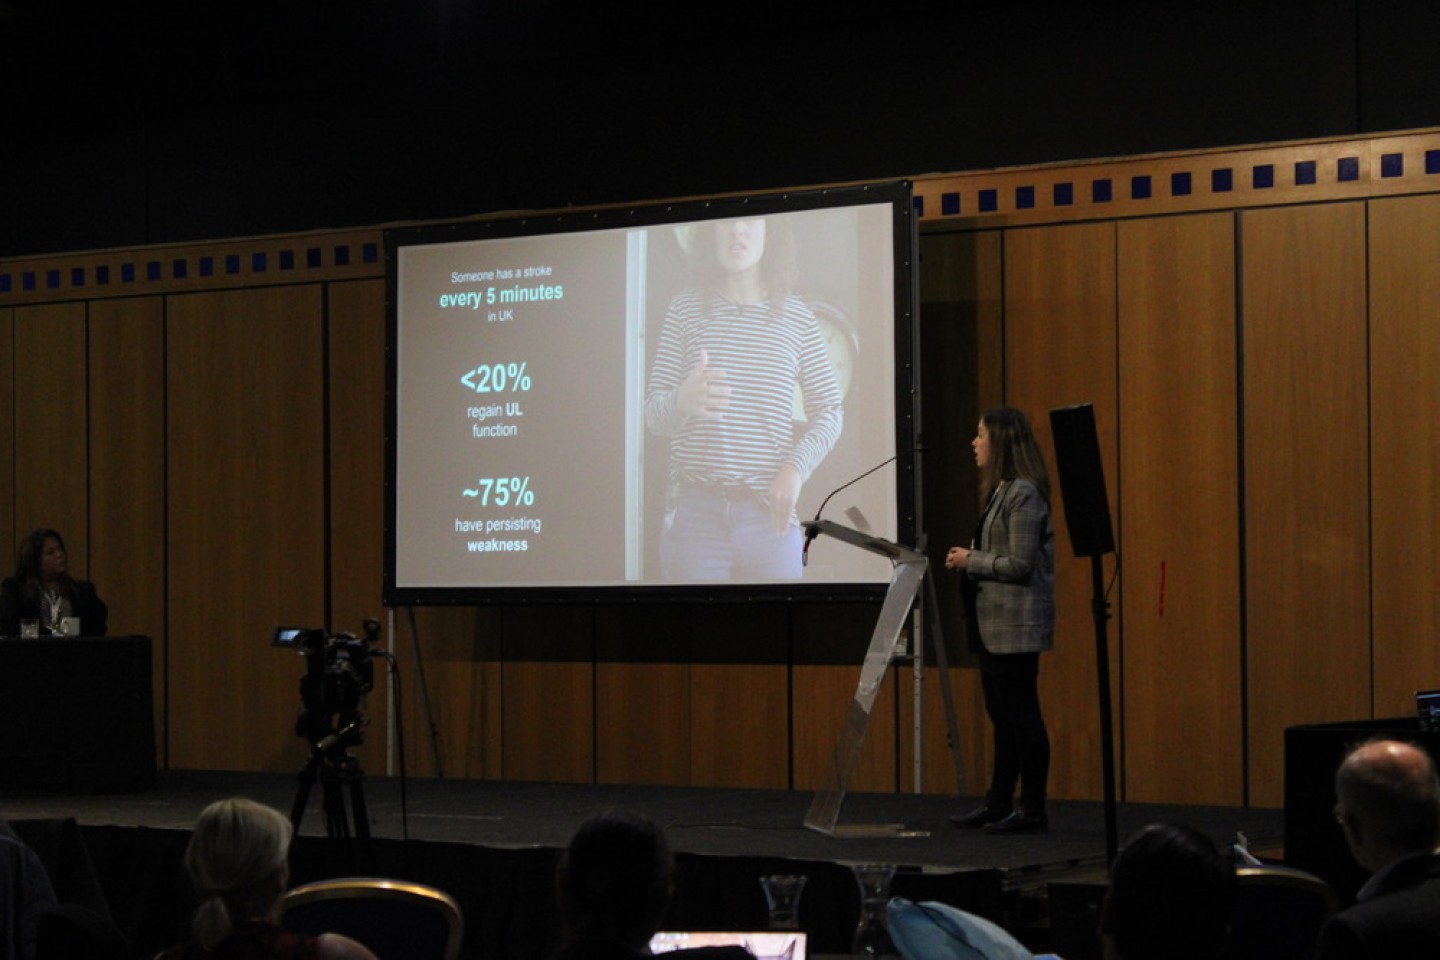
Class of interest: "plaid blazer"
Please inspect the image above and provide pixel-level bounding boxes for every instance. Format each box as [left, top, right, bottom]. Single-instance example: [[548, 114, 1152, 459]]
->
[[965, 478, 1055, 655]]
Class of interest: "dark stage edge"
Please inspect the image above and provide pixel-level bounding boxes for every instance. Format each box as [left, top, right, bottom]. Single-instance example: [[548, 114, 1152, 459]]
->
[[0, 772, 1284, 959]]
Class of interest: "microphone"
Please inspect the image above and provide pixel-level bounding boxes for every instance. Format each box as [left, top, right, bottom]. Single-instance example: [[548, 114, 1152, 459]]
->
[[802, 448, 918, 565]]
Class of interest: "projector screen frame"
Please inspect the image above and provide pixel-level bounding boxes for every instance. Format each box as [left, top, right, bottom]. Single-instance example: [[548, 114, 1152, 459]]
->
[[384, 180, 919, 605]]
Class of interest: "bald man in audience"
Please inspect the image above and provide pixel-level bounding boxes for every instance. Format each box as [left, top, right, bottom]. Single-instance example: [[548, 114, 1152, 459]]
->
[[1317, 738, 1440, 959]]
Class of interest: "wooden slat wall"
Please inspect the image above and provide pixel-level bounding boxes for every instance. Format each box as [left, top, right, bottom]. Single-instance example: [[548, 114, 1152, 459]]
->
[[1240, 203, 1371, 807], [326, 279, 390, 776], [165, 287, 327, 771], [1116, 214, 1243, 804], [907, 229, 1005, 795], [1368, 197, 1440, 719], [1003, 222, 1120, 801], [0, 308, 14, 580], [13, 304, 89, 552], [89, 297, 168, 758], [4, 131, 1440, 804]]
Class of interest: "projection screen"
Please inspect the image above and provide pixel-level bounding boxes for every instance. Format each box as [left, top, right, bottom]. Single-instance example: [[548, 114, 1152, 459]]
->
[[385, 181, 917, 603]]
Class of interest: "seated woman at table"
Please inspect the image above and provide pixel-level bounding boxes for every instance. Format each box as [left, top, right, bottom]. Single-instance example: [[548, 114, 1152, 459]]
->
[[0, 528, 108, 636]]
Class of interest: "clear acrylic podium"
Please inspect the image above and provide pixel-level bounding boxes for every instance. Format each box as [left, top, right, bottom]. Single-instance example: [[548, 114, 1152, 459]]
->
[[801, 520, 965, 838]]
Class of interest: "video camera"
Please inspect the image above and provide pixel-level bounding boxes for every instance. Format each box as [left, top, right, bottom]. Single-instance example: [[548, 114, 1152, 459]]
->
[[273, 619, 381, 749]]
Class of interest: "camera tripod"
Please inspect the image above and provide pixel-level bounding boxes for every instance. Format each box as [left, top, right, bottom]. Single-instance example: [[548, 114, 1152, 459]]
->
[[290, 714, 371, 858]]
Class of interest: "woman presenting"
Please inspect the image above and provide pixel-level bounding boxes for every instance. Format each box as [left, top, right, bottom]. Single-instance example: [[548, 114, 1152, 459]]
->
[[945, 407, 1055, 834], [644, 215, 843, 580], [0, 528, 108, 636]]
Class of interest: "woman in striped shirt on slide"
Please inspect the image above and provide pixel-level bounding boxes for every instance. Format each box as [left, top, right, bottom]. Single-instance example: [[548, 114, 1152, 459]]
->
[[645, 215, 843, 581]]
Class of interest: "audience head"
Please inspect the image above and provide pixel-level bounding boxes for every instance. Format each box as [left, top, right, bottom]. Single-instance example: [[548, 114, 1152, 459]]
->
[[1334, 738, 1440, 873], [555, 808, 675, 955], [183, 797, 294, 951], [1101, 822, 1236, 960]]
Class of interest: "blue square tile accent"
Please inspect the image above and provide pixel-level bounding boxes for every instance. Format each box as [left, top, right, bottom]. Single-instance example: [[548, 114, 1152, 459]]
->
[[1171, 172, 1192, 196], [1426, 150, 1440, 175], [307, 247, 323, 268], [71, 267, 85, 287], [23, 272, 36, 291], [1130, 175, 1152, 199], [47, 270, 60, 289], [280, 250, 295, 270], [173, 259, 188, 279], [122, 264, 136, 283], [978, 189, 998, 212], [1295, 160, 1317, 185], [200, 257, 214, 277], [1381, 153, 1403, 178], [941, 192, 961, 216], [1338, 157, 1360, 181], [1054, 183, 1074, 206], [146, 261, 161, 281], [363, 243, 379, 264], [1212, 168, 1233, 192], [1253, 165, 1274, 188], [1093, 179, 1113, 203], [0, 275, 9, 294], [334, 245, 351, 266], [912, 196, 924, 217], [1016, 185, 1035, 209], [96, 265, 110, 285], [252, 252, 268, 272], [226, 255, 241, 275]]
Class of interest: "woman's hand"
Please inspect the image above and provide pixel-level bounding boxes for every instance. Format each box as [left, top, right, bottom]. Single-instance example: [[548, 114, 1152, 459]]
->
[[944, 546, 970, 570], [676, 348, 731, 419], [769, 464, 802, 534]]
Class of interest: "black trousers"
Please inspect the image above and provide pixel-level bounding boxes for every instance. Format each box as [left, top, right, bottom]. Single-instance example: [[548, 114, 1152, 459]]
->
[[979, 649, 1051, 814]]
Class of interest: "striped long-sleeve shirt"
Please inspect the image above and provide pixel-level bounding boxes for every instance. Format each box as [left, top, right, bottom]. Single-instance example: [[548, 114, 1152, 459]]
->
[[645, 290, 844, 494]]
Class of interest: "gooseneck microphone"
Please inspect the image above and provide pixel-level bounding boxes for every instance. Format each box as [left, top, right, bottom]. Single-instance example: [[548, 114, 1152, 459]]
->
[[802, 450, 916, 566]]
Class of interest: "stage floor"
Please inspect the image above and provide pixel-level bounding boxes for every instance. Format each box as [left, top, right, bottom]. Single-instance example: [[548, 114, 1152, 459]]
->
[[0, 769, 1284, 883], [0, 771, 1285, 959]]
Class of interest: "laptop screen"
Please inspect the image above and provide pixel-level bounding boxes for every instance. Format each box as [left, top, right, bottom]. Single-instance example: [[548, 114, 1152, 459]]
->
[[650, 931, 805, 960]]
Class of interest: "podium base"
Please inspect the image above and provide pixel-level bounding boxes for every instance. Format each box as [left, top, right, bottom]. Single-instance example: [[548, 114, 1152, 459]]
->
[[804, 821, 931, 839]]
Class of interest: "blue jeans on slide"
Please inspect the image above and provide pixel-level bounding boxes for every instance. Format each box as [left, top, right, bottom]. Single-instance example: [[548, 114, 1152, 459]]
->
[[661, 485, 803, 580]]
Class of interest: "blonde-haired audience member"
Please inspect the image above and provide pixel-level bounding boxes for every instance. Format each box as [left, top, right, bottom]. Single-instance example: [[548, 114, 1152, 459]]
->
[[154, 798, 376, 960]]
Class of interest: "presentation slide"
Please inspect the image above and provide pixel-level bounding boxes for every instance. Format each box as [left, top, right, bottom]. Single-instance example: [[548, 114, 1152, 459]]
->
[[387, 184, 914, 600]]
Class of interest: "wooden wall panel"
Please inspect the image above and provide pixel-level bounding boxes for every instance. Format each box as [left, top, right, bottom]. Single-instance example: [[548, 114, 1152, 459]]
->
[[1003, 223, 1120, 802], [166, 286, 327, 771], [915, 228, 1004, 796], [502, 606, 595, 781], [897, 664, 975, 796], [89, 296, 167, 761], [503, 661, 594, 781], [327, 279, 389, 776], [1241, 203, 1370, 807], [396, 605, 502, 780], [13, 303, 88, 559], [1, 308, 13, 559], [792, 666, 898, 793], [89, 297, 166, 637], [597, 662, 691, 785], [1117, 213, 1243, 804], [691, 664, 789, 789], [1368, 196, 1440, 717]]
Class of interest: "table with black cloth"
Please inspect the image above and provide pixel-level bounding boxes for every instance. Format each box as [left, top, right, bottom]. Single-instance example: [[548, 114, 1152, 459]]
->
[[0, 635, 156, 792]]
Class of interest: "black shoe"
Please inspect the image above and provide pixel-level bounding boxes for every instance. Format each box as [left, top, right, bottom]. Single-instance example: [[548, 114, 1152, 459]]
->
[[982, 809, 1048, 834], [949, 805, 1011, 828]]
